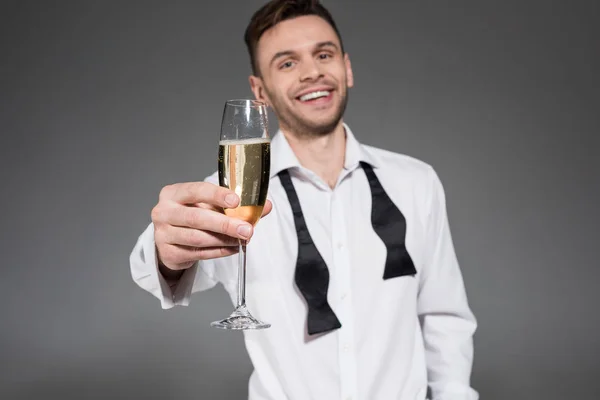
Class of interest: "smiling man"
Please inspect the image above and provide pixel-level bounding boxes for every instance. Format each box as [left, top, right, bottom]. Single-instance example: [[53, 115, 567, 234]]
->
[[130, 1, 478, 399]]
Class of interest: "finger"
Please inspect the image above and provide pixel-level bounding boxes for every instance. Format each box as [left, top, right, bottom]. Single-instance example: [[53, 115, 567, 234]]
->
[[261, 199, 273, 217], [165, 243, 240, 263], [193, 202, 224, 213], [170, 206, 254, 240], [163, 182, 240, 209], [191, 246, 240, 261], [159, 225, 240, 248]]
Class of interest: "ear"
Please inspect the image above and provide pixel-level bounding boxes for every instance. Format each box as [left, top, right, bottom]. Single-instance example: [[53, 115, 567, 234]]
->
[[344, 53, 354, 88], [249, 75, 271, 106]]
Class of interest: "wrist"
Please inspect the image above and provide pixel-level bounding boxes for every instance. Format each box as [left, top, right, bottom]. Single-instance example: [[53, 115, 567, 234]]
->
[[156, 247, 185, 284]]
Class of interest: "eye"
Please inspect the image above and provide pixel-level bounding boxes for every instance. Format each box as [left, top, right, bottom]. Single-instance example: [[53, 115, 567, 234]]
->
[[318, 53, 332, 60], [279, 60, 295, 70]]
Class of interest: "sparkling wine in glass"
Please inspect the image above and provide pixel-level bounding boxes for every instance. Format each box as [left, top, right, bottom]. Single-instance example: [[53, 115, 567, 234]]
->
[[211, 99, 271, 330]]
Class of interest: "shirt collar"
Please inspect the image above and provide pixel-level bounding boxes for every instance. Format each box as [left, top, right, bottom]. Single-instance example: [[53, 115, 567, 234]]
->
[[269, 123, 380, 179]]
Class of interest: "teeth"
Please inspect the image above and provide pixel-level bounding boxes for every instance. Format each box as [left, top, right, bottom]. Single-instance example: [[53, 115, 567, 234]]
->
[[299, 90, 330, 101]]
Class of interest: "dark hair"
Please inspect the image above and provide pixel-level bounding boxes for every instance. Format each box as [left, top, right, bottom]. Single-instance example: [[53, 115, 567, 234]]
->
[[244, 0, 345, 76]]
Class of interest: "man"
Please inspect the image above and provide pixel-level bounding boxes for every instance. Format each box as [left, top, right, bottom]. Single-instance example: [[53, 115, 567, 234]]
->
[[130, 1, 478, 399]]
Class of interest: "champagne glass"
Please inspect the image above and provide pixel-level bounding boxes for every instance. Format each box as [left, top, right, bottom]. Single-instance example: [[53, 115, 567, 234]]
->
[[211, 99, 271, 330]]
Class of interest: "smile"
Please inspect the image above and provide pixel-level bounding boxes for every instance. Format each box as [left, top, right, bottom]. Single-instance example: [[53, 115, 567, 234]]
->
[[298, 90, 331, 102]]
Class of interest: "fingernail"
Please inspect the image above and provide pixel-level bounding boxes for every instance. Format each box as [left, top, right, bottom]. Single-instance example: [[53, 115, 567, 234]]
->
[[237, 224, 251, 238], [226, 193, 238, 207]]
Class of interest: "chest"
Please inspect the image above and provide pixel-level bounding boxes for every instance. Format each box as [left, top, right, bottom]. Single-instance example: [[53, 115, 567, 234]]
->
[[245, 169, 428, 301]]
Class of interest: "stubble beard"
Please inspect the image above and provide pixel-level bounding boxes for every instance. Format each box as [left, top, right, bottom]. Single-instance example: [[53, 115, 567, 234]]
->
[[265, 85, 349, 139]]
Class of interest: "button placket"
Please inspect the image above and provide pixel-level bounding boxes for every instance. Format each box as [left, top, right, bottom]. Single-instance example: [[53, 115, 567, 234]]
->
[[331, 189, 358, 400]]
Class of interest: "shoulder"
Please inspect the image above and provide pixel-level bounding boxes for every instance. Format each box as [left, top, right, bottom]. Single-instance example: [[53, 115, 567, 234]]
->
[[204, 170, 219, 185], [361, 144, 448, 211], [361, 143, 437, 181]]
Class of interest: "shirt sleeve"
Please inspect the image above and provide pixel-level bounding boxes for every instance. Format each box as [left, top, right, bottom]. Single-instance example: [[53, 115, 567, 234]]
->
[[129, 222, 222, 309], [417, 166, 479, 400]]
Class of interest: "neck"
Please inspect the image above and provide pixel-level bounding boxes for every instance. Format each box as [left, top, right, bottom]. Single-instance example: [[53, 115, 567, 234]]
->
[[283, 122, 346, 189]]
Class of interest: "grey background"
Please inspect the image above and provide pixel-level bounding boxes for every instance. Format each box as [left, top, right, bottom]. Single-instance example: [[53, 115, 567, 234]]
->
[[1, 1, 598, 399]]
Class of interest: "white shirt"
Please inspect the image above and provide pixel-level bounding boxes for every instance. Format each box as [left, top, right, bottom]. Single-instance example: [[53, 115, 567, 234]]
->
[[130, 124, 478, 400]]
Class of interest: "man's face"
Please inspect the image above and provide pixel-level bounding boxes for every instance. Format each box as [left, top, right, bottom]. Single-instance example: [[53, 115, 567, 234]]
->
[[249, 15, 354, 138]]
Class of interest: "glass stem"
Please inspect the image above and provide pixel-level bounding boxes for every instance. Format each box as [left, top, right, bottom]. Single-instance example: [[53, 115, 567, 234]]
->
[[236, 239, 247, 309]]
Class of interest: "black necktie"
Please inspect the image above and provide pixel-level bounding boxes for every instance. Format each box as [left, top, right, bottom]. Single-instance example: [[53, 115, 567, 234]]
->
[[278, 162, 416, 336], [360, 161, 417, 280], [279, 169, 342, 335]]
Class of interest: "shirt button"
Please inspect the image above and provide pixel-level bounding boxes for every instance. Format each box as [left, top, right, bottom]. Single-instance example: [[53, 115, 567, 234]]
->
[[340, 292, 347, 300], [337, 242, 344, 249], [343, 343, 350, 352]]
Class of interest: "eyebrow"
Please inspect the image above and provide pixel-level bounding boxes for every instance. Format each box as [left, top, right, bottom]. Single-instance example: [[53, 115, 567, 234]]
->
[[269, 41, 340, 67]]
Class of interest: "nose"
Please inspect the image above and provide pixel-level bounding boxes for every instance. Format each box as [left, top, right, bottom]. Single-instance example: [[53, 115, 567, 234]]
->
[[299, 58, 323, 82]]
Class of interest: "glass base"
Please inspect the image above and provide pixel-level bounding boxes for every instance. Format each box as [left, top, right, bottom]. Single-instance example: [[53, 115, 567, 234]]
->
[[211, 305, 271, 330]]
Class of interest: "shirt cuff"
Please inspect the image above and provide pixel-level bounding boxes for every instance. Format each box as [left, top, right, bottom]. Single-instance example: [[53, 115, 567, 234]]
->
[[130, 223, 198, 309]]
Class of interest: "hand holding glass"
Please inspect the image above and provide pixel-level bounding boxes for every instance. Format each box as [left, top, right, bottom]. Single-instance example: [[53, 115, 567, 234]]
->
[[211, 100, 271, 330]]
